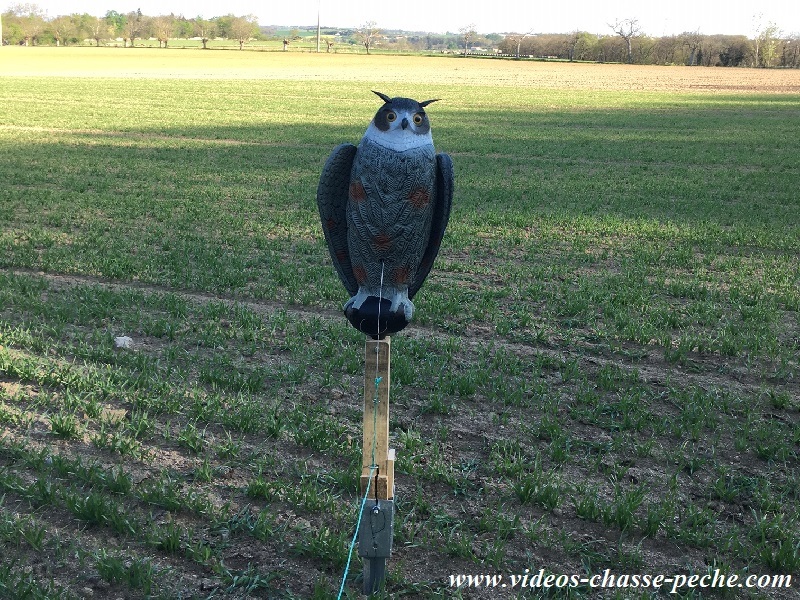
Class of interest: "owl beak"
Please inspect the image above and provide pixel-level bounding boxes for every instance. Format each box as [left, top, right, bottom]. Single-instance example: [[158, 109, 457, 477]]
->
[[401, 117, 409, 130]]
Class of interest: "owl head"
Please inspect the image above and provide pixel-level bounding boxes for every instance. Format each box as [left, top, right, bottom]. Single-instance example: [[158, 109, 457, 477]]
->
[[364, 91, 440, 151]]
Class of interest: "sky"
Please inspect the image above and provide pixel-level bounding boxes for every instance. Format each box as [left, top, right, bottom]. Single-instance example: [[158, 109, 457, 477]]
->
[[31, 0, 800, 36]]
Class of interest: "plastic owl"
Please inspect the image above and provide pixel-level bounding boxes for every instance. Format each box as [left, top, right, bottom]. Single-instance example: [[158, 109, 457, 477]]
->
[[316, 91, 453, 337]]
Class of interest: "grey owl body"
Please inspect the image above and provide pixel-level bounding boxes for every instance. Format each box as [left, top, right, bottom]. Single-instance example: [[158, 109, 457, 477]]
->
[[317, 91, 453, 333], [347, 136, 437, 314]]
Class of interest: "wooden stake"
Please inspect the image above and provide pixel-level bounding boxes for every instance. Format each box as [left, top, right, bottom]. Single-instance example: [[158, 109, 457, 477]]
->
[[361, 337, 394, 500]]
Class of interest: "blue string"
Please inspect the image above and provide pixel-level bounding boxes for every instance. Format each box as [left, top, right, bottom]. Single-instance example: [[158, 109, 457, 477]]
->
[[337, 464, 376, 600]]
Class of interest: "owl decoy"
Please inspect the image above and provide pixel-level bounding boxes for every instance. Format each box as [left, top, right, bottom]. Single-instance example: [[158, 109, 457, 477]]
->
[[316, 91, 453, 338]]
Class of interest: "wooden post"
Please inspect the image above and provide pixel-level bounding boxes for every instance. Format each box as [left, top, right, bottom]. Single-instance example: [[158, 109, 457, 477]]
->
[[361, 337, 394, 500]]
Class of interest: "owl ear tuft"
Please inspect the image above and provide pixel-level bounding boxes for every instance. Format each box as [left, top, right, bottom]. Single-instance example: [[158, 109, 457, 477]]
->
[[419, 99, 440, 108], [372, 90, 392, 104]]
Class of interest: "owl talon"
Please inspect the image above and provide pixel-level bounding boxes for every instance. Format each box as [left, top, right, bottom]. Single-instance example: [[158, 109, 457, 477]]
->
[[344, 289, 372, 313], [389, 291, 414, 322]]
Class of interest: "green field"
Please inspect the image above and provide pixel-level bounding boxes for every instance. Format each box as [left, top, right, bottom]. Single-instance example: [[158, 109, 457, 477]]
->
[[1, 47, 799, 598]]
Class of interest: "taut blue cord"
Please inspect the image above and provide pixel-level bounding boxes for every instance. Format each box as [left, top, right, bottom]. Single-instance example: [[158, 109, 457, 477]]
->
[[337, 465, 376, 599]]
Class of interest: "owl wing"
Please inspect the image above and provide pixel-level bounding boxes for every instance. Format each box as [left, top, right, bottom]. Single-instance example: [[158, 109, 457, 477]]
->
[[409, 152, 453, 300], [316, 143, 359, 297]]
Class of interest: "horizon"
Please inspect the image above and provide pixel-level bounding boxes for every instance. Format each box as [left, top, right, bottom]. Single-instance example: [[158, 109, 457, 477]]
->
[[15, 0, 800, 38]]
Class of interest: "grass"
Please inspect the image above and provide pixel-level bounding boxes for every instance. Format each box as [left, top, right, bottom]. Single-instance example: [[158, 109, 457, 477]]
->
[[0, 47, 798, 598]]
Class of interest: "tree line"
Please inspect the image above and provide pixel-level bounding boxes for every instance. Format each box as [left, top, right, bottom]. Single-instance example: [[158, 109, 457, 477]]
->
[[2, 3, 798, 68], [2, 5, 260, 49], [499, 20, 797, 68]]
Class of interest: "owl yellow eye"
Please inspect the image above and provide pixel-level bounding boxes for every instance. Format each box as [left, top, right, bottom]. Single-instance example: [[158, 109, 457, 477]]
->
[[386, 111, 397, 122], [413, 113, 424, 125]]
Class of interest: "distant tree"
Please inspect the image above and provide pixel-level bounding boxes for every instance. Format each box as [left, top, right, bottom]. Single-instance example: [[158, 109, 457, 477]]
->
[[88, 15, 110, 46], [597, 34, 627, 63], [754, 22, 780, 67], [544, 33, 563, 58], [422, 34, 436, 50], [151, 15, 175, 48], [636, 35, 657, 64], [3, 12, 25, 45], [104, 9, 125, 39], [564, 31, 582, 61], [229, 15, 258, 50], [698, 34, 726, 66], [174, 16, 193, 38], [458, 23, 476, 56], [778, 35, 799, 68], [70, 13, 96, 43], [121, 10, 143, 47], [213, 14, 233, 39], [651, 34, 678, 64], [675, 30, 701, 65], [751, 13, 764, 66], [609, 18, 641, 63], [194, 17, 216, 49], [536, 33, 565, 58], [6, 3, 46, 45], [717, 35, 751, 66], [49, 15, 76, 46], [573, 32, 599, 61], [355, 21, 381, 54], [505, 30, 533, 57]]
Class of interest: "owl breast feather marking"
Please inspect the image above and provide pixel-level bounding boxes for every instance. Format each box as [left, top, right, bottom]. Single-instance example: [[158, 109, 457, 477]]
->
[[407, 187, 430, 209], [349, 180, 367, 202], [372, 232, 392, 252]]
